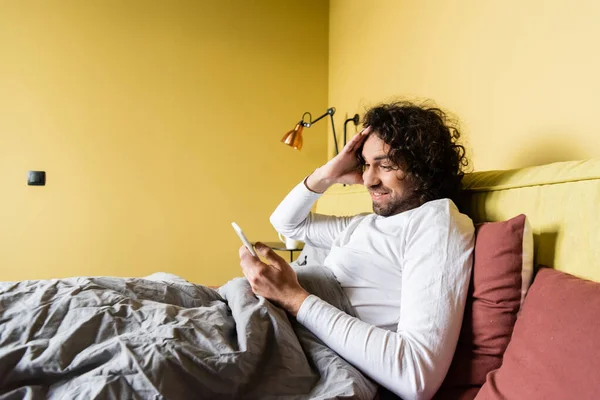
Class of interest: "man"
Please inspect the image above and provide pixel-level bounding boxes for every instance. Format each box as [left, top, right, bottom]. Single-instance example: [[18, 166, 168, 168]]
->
[[239, 101, 475, 400]]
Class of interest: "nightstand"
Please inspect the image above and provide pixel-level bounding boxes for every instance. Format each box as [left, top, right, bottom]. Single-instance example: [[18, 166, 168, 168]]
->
[[254, 242, 304, 262]]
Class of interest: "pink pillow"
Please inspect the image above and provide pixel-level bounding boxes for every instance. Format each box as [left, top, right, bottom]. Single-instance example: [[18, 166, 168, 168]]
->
[[435, 214, 533, 398], [475, 267, 600, 399]]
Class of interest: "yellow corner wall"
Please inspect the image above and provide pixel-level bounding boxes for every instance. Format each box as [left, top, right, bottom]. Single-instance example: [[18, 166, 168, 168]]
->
[[0, 0, 329, 285], [329, 0, 600, 170]]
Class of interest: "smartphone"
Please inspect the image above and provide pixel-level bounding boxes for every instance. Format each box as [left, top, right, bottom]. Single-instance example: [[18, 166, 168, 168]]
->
[[231, 222, 257, 257]]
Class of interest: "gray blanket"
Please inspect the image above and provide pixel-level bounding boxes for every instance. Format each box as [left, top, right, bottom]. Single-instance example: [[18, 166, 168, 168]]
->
[[0, 267, 377, 399]]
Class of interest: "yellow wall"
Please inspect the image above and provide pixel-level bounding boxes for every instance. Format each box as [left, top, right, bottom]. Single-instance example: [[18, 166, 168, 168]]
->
[[329, 0, 600, 171], [0, 0, 329, 285]]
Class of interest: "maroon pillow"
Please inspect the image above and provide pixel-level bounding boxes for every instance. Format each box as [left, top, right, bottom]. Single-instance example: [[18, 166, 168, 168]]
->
[[435, 214, 533, 399], [475, 267, 600, 399]]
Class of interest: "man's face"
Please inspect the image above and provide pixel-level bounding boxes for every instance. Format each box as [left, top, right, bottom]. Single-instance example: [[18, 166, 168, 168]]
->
[[361, 134, 418, 216]]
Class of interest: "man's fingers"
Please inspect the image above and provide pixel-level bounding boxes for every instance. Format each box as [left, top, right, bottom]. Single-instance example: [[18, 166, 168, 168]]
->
[[343, 133, 364, 153], [344, 126, 371, 153], [239, 245, 255, 260], [255, 242, 287, 270], [239, 245, 270, 283], [239, 245, 262, 270]]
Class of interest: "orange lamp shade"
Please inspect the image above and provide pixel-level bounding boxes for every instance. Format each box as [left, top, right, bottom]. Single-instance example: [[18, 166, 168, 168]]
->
[[281, 122, 304, 150]]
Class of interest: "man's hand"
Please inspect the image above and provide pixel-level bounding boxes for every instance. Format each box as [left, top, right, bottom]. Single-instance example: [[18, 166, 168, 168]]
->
[[239, 242, 309, 316], [306, 125, 372, 193]]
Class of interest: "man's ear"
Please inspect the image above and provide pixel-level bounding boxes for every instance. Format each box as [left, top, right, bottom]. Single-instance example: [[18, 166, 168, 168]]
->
[[395, 168, 408, 181]]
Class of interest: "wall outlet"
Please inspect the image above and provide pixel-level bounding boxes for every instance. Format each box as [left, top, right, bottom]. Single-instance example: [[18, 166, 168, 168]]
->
[[27, 171, 46, 186]]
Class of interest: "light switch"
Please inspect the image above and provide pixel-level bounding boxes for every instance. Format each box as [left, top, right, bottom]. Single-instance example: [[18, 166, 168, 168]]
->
[[27, 171, 46, 186]]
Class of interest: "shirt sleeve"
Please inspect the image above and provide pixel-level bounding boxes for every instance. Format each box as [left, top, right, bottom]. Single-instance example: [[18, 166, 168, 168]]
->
[[269, 179, 357, 249], [296, 207, 474, 400]]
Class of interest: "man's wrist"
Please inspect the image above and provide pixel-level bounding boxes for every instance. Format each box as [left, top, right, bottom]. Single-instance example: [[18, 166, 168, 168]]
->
[[305, 168, 333, 194], [286, 289, 310, 317]]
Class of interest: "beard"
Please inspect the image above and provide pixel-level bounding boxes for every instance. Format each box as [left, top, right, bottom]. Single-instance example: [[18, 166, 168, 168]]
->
[[370, 187, 421, 217]]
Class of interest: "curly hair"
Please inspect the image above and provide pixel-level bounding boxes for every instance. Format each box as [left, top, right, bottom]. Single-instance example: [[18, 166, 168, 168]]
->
[[359, 100, 469, 205]]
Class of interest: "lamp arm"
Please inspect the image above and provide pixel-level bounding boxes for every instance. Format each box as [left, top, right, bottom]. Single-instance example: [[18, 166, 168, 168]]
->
[[300, 107, 339, 156], [329, 113, 339, 155], [303, 107, 336, 127]]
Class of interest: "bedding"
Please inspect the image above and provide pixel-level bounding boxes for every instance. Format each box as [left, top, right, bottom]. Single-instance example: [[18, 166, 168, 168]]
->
[[0, 267, 377, 399]]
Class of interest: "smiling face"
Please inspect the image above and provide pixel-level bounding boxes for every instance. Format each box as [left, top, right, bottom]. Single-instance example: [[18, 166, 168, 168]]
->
[[361, 134, 420, 216]]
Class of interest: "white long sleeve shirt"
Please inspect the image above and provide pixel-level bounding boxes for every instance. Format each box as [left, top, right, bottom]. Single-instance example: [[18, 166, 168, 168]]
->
[[270, 181, 475, 400]]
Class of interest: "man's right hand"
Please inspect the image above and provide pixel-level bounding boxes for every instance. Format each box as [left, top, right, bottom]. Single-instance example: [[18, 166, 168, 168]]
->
[[305, 126, 372, 193]]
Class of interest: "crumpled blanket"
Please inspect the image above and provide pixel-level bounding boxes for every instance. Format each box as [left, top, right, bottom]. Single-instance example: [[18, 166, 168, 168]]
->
[[0, 266, 377, 399]]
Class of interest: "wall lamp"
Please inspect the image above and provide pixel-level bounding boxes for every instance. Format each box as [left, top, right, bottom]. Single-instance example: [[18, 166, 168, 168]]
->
[[281, 107, 360, 155]]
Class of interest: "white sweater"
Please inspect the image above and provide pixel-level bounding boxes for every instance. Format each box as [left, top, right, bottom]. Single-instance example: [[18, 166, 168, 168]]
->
[[270, 181, 475, 400]]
